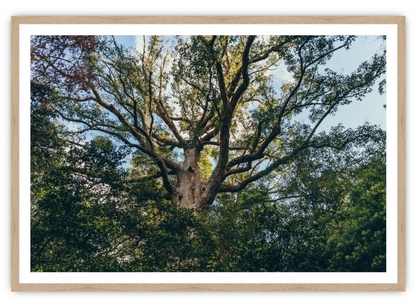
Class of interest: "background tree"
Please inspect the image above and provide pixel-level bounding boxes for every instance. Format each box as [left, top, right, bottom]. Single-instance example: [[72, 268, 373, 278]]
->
[[327, 156, 386, 272], [206, 126, 385, 272]]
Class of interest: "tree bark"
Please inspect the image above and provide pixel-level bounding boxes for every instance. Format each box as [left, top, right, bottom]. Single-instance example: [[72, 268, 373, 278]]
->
[[177, 148, 202, 210]]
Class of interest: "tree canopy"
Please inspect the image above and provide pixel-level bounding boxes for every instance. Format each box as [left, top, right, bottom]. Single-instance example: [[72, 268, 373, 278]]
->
[[30, 35, 387, 272]]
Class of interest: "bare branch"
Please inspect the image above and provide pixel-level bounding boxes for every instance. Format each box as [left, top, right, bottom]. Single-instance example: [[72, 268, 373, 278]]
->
[[198, 35, 229, 107], [126, 169, 177, 183], [229, 36, 256, 110], [202, 141, 247, 151], [152, 96, 186, 145]]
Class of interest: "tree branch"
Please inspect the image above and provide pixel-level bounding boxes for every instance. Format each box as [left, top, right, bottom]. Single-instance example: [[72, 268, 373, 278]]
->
[[198, 35, 229, 107], [126, 169, 177, 182], [229, 36, 256, 110]]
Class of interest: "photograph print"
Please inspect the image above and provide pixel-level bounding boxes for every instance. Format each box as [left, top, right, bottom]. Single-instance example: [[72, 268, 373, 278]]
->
[[30, 34, 387, 273]]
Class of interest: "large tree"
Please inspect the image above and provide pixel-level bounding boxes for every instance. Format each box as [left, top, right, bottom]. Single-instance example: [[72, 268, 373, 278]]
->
[[30, 35, 386, 213]]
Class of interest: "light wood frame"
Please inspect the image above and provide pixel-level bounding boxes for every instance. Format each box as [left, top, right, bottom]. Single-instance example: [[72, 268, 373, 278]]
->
[[11, 16, 406, 292]]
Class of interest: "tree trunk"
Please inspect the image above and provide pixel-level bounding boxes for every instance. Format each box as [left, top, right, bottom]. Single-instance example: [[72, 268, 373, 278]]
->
[[177, 148, 202, 210]]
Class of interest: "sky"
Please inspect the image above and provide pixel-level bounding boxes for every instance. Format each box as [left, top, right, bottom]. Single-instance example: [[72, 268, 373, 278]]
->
[[114, 35, 386, 134]]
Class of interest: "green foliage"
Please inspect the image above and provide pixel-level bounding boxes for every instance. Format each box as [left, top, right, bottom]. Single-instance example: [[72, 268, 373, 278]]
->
[[203, 132, 386, 272], [30, 35, 387, 272], [30, 102, 219, 271], [30, 83, 65, 173], [327, 157, 386, 272], [31, 118, 386, 272]]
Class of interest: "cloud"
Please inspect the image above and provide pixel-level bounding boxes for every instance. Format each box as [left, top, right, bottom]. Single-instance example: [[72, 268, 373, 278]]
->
[[134, 35, 148, 54], [271, 63, 294, 88]]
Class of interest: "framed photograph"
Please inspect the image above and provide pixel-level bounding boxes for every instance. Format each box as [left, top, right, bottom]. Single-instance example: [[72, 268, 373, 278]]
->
[[11, 16, 405, 291]]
